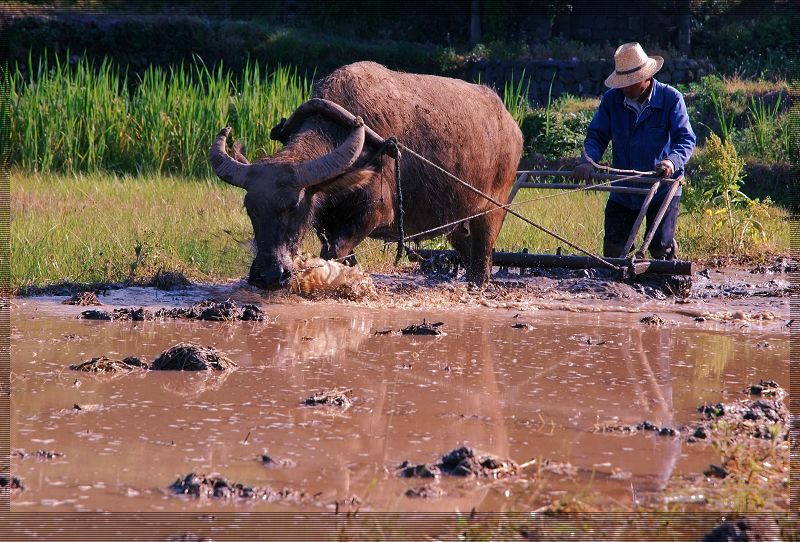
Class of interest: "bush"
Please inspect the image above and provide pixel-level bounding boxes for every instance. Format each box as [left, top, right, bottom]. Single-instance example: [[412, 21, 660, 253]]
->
[[684, 134, 770, 253], [698, 14, 792, 79], [521, 108, 591, 161]]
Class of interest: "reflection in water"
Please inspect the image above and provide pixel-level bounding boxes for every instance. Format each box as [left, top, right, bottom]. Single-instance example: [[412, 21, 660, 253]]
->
[[620, 328, 681, 499], [10, 299, 787, 512]]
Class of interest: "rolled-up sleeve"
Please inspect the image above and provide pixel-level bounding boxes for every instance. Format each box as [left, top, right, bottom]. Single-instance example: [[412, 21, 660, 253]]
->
[[666, 94, 696, 171], [581, 95, 612, 164]]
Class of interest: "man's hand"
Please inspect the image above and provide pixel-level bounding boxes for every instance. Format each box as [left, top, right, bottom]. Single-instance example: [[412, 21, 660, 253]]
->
[[573, 162, 595, 180], [655, 159, 675, 178]]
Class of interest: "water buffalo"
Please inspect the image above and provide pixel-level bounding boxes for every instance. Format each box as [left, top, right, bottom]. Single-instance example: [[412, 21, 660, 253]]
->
[[209, 61, 523, 288]]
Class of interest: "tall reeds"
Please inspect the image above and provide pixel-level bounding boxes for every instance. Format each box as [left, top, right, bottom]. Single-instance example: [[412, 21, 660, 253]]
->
[[9, 52, 312, 177]]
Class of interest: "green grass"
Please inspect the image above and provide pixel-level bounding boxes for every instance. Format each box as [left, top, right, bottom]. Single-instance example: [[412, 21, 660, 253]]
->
[[12, 170, 252, 290], [12, 170, 789, 291], [10, 52, 311, 176]]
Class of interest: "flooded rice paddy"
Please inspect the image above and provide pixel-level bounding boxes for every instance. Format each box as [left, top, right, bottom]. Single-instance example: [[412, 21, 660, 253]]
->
[[10, 272, 789, 512]]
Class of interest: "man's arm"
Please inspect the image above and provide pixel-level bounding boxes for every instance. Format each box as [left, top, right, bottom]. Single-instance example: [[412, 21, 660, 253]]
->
[[665, 93, 696, 172]]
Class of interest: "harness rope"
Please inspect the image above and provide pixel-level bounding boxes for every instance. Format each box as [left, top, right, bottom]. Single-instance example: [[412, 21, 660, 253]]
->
[[395, 142, 621, 270], [290, 137, 669, 278]]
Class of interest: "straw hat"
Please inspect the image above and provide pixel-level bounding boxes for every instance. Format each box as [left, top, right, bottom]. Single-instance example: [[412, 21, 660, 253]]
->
[[604, 42, 664, 89]]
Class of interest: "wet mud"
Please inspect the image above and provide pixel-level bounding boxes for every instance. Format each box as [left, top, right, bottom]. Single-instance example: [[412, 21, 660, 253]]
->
[[398, 446, 520, 479], [260, 453, 296, 469], [62, 291, 102, 306], [404, 484, 446, 499], [289, 255, 376, 300], [69, 344, 237, 372], [401, 320, 445, 335], [150, 343, 238, 371], [12, 449, 65, 460], [1, 475, 26, 495], [303, 388, 352, 409], [10, 258, 789, 512], [692, 382, 788, 442], [80, 299, 267, 322], [700, 515, 783, 542], [597, 381, 787, 444], [169, 472, 308, 503], [70, 356, 148, 373]]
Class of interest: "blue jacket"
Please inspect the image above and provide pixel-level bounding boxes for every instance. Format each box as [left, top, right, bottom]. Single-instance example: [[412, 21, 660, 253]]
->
[[581, 79, 696, 209]]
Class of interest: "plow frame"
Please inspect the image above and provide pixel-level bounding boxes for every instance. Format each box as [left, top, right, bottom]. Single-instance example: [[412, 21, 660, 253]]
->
[[415, 170, 692, 279]]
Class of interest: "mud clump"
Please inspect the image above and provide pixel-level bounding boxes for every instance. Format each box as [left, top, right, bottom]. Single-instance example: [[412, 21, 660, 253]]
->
[[700, 515, 783, 542], [399, 446, 518, 479], [439, 446, 519, 477], [151, 343, 238, 371], [148, 269, 191, 290], [748, 256, 796, 274], [169, 472, 306, 502], [0, 475, 25, 494], [11, 449, 65, 460], [398, 462, 440, 478], [80, 300, 267, 322], [62, 291, 102, 306], [290, 255, 376, 300], [748, 379, 780, 396], [80, 307, 153, 321], [405, 485, 446, 499], [70, 356, 148, 373], [401, 319, 445, 336], [160, 299, 267, 321], [696, 396, 787, 440], [686, 381, 787, 443], [598, 420, 678, 437], [260, 453, 297, 469], [640, 314, 665, 326], [303, 388, 352, 409], [599, 382, 787, 443]]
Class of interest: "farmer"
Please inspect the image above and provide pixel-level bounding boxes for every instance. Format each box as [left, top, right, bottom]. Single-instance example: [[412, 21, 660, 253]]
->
[[574, 42, 696, 260]]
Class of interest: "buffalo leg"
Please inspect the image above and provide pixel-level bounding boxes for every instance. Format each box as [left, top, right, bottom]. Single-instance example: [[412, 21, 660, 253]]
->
[[322, 213, 382, 266], [447, 222, 471, 277], [467, 212, 504, 285]]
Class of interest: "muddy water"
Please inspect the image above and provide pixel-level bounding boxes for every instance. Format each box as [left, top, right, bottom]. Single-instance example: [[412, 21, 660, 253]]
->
[[11, 289, 787, 511]]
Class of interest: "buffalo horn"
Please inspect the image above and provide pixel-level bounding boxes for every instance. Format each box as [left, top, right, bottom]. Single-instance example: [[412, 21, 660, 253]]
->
[[209, 127, 250, 189], [275, 98, 385, 147], [293, 117, 366, 188]]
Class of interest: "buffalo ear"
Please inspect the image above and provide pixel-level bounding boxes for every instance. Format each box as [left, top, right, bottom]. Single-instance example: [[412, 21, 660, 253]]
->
[[309, 167, 378, 196], [270, 118, 288, 142]]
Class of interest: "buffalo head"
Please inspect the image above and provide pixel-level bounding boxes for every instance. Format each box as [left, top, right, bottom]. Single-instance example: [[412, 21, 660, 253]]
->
[[209, 115, 366, 289]]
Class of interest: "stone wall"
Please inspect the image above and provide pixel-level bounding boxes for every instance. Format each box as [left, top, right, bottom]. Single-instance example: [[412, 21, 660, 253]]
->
[[466, 58, 713, 104]]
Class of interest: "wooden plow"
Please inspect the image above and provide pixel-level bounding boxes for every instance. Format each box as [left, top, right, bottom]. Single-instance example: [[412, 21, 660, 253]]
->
[[413, 169, 692, 280]]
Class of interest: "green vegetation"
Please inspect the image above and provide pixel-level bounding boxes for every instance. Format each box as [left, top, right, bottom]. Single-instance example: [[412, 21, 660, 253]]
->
[[694, 13, 792, 79], [680, 75, 791, 157], [11, 169, 789, 292], [7, 53, 792, 291], [657, 416, 789, 512], [10, 53, 311, 176], [12, 171, 251, 291], [683, 134, 773, 255]]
